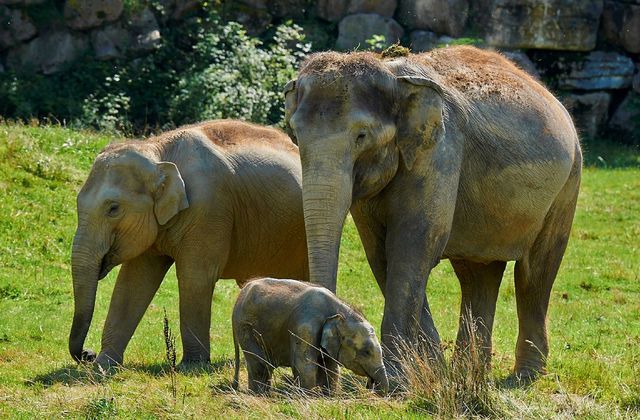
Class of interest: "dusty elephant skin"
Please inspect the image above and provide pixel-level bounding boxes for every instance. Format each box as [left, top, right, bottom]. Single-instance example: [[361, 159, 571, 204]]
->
[[232, 278, 388, 395], [284, 46, 582, 380], [69, 120, 308, 368]]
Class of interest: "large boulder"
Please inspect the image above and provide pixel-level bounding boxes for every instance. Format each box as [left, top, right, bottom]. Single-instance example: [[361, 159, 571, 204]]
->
[[91, 23, 129, 60], [6, 30, 89, 74], [396, 0, 469, 37], [608, 91, 640, 144], [561, 92, 611, 139], [408, 30, 439, 52], [555, 51, 635, 90], [601, 0, 640, 54], [154, 0, 202, 21], [501, 50, 540, 79], [0, 0, 45, 4], [269, 0, 313, 18], [0, 6, 37, 50], [316, 0, 397, 22], [484, 0, 604, 51], [64, 0, 123, 30], [336, 13, 403, 50], [222, 1, 272, 35]]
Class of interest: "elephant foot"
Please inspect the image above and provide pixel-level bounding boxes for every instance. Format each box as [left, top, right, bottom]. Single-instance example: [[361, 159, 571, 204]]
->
[[177, 358, 211, 374], [94, 352, 123, 374], [500, 368, 542, 389], [78, 348, 96, 363]]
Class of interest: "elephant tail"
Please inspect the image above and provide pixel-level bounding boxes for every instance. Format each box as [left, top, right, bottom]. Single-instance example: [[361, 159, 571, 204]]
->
[[233, 332, 240, 391]]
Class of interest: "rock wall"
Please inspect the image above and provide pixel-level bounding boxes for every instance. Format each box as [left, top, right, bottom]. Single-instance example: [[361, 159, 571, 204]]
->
[[1, 0, 638, 142]]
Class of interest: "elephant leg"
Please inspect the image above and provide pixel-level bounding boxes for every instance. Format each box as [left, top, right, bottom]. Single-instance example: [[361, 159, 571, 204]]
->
[[175, 261, 218, 365], [243, 343, 273, 394], [317, 356, 340, 394], [381, 218, 450, 378], [450, 259, 506, 366], [97, 252, 173, 368], [513, 173, 579, 379], [352, 206, 442, 362]]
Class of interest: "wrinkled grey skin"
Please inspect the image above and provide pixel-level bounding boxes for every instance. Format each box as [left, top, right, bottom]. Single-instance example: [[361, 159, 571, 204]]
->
[[232, 278, 388, 395], [284, 46, 581, 380], [70, 120, 308, 369]]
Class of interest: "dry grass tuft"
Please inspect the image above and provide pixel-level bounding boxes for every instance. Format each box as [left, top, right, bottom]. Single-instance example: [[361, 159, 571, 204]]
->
[[396, 320, 512, 418]]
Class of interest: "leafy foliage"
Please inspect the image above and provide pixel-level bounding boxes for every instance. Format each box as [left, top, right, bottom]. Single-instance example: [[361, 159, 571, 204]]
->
[[168, 21, 309, 128], [0, 11, 310, 134]]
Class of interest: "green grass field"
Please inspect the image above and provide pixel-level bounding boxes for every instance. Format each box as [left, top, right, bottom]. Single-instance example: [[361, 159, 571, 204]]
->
[[0, 122, 639, 418]]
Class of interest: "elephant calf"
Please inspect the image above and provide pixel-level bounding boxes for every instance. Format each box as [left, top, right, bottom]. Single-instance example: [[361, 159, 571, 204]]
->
[[69, 120, 308, 368], [232, 278, 388, 395]]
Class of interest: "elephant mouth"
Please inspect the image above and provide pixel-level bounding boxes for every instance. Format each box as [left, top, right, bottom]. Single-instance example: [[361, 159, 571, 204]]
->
[[98, 255, 116, 280]]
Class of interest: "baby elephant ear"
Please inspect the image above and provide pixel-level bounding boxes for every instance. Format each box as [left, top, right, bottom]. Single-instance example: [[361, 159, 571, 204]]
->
[[154, 162, 189, 225], [321, 314, 344, 360], [395, 75, 445, 171]]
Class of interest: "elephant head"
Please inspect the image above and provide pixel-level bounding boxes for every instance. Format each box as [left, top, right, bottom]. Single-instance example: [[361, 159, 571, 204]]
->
[[69, 142, 189, 362], [284, 52, 446, 291], [321, 313, 389, 394]]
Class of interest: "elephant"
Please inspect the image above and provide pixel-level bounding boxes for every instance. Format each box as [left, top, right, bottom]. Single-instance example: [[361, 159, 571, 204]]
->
[[232, 277, 388, 394], [69, 119, 308, 368], [283, 45, 582, 380]]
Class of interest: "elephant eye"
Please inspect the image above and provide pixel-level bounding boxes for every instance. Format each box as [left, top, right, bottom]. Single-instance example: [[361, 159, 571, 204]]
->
[[356, 131, 366, 145], [107, 202, 120, 217]]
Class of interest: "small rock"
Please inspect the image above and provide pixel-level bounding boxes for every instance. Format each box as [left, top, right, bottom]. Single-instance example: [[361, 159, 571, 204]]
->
[[501, 50, 539, 79], [6, 30, 89, 74], [608, 91, 640, 145], [561, 92, 612, 139], [0, 6, 37, 51], [91, 23, 129, 60], [556, 52, 635, 90], [336, 13, 403, 51], [601, 0, 640, 54], [64, 0, 124, 31], [316, 0, 397, 22], [396, 0, 469, 37], [484, 0, 603, 51], [129, 7, 161, 52]]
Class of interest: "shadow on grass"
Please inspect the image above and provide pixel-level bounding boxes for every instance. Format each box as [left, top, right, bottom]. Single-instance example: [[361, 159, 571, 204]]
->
[[582, 138, 640, 168], [27, 357, 234, 387]]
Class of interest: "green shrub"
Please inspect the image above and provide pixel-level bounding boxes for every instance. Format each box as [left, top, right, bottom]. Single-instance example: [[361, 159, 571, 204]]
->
[[0, 11, 310, 134], [168, 21, 309, 127]]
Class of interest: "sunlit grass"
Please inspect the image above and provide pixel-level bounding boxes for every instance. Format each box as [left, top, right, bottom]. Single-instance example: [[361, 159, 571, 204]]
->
[[0, 122, 638, 417]]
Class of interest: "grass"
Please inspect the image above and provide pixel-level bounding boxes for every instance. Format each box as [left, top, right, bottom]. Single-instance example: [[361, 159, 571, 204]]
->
[[0, 121, 639, 417]]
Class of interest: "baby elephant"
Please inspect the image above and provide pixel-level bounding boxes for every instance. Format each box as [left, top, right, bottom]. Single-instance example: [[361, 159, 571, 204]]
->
[[232, 278, 388, 395]]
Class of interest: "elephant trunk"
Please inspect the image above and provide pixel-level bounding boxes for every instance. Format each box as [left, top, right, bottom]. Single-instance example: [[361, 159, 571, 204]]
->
[[301, 153, 353, 292], [366, 365, 390, 395], [68, 230, 103, 362]]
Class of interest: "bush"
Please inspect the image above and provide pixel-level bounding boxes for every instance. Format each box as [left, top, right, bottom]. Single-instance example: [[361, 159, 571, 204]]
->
[[0, 11, 310, 134], [168, 21, 310, 128]]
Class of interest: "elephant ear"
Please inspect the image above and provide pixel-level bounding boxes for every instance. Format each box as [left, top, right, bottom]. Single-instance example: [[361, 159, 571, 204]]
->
[[395, 75, 445, 171], [154, 161, 189, 225], [321, 314, 344, 360], [283, 79, 298, 144]]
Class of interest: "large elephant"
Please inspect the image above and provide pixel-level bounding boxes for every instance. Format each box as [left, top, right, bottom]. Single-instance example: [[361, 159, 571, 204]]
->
[[70, 120, 308, 368], [284, 46, 581, 379]]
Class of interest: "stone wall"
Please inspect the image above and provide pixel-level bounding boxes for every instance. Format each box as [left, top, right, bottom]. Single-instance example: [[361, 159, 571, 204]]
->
[[1, 0, 638, 142]]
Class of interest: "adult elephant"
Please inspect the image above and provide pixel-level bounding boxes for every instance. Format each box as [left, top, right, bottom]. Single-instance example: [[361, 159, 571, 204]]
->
[[284, 46, 581, 380], [69, 120, 308, 368]]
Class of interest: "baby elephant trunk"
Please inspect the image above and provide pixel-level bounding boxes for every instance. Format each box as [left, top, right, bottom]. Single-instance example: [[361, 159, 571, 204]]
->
[[366, 365, 389, 395]]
